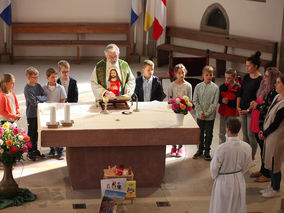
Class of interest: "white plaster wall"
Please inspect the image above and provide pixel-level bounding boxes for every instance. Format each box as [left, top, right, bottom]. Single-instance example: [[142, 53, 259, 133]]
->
[[2, 0, 133, 57]]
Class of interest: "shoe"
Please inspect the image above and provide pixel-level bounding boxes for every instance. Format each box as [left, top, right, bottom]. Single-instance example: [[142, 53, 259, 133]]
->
[[259, 185, 272, 194], [204, 153, 212, 161], [250, 171, 262, 178], [176, 148, 184, 157], [193, 151, 203, 159], [27, 152, 36, 161], [56, 155, 64, 160], [34, 150, 46, 158], [48, 152, 55, 158], [262, 189, 280, 198], [170, 147, 176, 156], [255, 175, 271, 183]]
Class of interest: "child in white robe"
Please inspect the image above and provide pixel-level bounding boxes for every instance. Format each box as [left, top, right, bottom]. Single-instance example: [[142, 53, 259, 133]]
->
[[209, 118, 252, 213]]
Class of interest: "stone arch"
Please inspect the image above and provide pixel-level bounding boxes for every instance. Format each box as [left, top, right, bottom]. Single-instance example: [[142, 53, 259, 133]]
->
[[200, 3, 229, 34]]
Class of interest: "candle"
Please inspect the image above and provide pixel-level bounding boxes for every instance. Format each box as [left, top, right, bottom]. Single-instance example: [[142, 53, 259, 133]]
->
[[50, 106, 56, 125], [64, 103, 71, 123]]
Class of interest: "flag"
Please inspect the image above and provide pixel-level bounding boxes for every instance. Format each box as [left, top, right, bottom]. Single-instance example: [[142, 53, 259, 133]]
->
[[153, 0, 166, 40], [131, 0, 142, 26], [0, 0, 11, 26], [144, 0, 155, 32]]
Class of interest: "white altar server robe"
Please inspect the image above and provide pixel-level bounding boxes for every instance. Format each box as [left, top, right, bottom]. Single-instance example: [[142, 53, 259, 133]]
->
[[209, 137, 252, 213]]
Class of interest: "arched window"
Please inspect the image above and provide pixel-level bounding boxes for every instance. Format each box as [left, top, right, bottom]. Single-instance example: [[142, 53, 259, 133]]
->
[[200, 3, 229, 34]]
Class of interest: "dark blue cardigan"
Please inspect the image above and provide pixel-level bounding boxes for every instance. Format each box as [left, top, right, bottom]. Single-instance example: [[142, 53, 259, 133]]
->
[[57, 77, 78, 103]]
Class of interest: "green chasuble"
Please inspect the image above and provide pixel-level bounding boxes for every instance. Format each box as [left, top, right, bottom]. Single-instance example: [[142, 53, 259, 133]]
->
[[96, 58, 131, 95]]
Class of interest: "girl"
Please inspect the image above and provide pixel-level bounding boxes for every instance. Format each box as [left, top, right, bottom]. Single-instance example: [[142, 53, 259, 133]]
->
[[168, 64, 192, 157], [0, 74, 21, 124]]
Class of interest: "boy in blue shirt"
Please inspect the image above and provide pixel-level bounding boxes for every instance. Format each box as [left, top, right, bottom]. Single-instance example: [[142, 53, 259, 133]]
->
[[24, 67, 47, 161], [43, 68, 67, 160]]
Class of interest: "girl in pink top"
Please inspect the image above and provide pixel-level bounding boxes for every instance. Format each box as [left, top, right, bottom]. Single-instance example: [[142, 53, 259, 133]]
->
[[0, 73, 21, 123]]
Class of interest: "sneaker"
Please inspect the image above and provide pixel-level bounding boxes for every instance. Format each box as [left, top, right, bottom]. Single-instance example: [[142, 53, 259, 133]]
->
[[259, 185, 273, 194], [250, 171, 262, 178], [56, 155, 64, 160], [193, 151, 203, 159], [169, 147, 176, 156], [176, 148, 184, 157], [27, 152, 36, 161], [48, 151, 55, 158], [262, 189, 280, 198], [34, 150, 46, 158], [255, 175, 271, 183], [204, 153, 212, 161]]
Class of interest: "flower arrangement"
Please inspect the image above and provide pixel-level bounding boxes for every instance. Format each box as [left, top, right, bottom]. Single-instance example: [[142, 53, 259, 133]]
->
[[0, 122, 31, 164], [168, 96, 193, 115]]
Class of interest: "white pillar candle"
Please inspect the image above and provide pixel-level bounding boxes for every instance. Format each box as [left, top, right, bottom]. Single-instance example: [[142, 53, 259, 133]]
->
[[64, 103, 71, 123], [50, 106, 56, 125]]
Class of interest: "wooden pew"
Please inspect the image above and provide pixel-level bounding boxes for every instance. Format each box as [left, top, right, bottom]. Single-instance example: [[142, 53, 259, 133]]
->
[[11, 22, 131, 64], [157, 26, 278, 77]]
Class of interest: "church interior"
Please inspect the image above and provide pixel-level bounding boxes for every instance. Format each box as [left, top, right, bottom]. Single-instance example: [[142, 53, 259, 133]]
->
[[0, 0, 284, 212]]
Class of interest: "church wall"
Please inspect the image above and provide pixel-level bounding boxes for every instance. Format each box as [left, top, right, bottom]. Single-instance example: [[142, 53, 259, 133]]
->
[[0, 0, 283, 70], [167, 0, 284, 73]]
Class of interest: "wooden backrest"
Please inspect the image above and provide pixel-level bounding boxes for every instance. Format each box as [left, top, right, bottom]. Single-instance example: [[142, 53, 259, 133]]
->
[[12, 22, 130, 38], [166, 26, 276, 53]]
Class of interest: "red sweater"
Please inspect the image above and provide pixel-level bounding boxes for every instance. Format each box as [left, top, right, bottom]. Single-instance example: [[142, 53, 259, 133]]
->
[[0, 91, 20, 120]]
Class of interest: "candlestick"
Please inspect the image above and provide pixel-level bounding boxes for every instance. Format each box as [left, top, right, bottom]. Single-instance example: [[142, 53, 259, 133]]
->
[[50, 106, 56, 125], [64, 103, 71, 123]]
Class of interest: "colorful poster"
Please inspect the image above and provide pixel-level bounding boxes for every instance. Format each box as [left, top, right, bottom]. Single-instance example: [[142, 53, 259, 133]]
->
[[99, 190, 126, 213]]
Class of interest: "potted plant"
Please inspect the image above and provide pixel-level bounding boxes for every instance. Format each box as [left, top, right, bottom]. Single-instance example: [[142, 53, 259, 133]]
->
[[0, 122, 31, 198], [168, 96, 193, 125]]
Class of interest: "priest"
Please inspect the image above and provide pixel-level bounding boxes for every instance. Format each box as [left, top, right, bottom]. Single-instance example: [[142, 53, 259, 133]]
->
[[90, 44, 135, 100]]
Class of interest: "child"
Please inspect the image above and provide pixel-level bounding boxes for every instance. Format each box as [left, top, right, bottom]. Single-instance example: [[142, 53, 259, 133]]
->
[[134, 60, 164, 101], [168, 64, 192, 157], [193, 65, 219, 161], [0, 74, 21, 124], [57, 60, 78, 103], [24, 67, 47, 160], [218, 68, 241, 144], [43, 68, 67, 160], [209, 118, 251, 213], [107, 67, 122, 97]]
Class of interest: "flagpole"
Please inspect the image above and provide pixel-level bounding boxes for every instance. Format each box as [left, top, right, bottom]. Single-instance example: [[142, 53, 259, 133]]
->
[[134, 23, 137, 55], [3, 22, 7, 54], [145, 31, 149, 57]]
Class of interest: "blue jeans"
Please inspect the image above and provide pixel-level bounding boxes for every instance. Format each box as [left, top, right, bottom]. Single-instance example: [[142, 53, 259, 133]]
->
[[219, 115, 235, 144], [50, 147, 64, 157]]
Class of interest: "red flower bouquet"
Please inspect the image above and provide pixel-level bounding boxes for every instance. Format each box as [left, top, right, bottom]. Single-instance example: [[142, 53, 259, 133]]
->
[[0, 122, 31, 164], [168, 96, 193, 115]]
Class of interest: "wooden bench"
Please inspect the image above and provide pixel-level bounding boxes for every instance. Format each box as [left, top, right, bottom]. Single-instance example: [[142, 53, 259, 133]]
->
[[11, 22, 131, 64], [157, 26, 278, 77]]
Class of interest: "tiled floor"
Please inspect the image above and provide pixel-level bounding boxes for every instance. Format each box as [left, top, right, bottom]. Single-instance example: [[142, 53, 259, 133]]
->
[[0, 59, 282, 212]]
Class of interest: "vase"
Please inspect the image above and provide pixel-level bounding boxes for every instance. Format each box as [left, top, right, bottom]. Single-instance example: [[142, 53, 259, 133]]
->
[[176, 113, 185, 126], [0, 163, 18, 198]]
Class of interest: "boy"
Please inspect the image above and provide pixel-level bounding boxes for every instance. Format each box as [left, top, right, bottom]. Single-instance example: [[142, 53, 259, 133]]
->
[[57, 60, 78, 103], [43, 68, 67, 160], [24, 67, 47, 160], [218, 68, 241, 144], [134, 60, 164, 101], [193, 65, 219, 160], [209, 118, 252, 213]]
